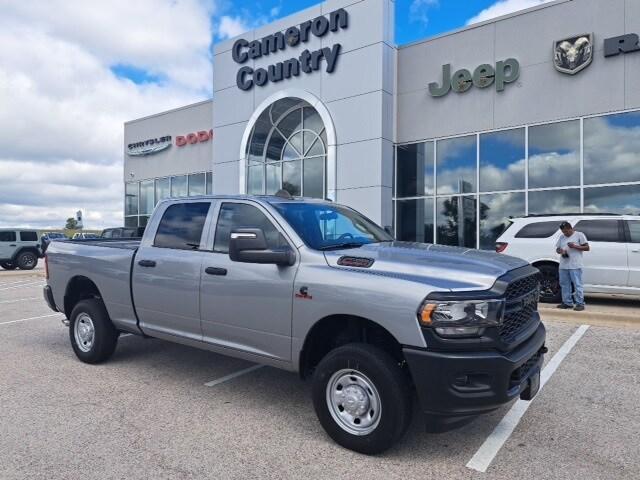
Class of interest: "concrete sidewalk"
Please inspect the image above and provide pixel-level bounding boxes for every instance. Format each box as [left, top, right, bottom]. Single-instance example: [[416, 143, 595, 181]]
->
[[540, 294, 640, 328]]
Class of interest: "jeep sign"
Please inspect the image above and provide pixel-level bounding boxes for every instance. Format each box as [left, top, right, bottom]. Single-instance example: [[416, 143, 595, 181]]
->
[[429, 59, 520, 97]]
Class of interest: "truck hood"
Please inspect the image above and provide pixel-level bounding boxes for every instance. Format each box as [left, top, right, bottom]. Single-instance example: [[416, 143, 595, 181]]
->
[[323, 242, 528, 291]]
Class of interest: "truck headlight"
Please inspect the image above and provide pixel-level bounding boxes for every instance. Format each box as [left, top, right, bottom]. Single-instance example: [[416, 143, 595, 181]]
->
[[418, 299, 504, 338]]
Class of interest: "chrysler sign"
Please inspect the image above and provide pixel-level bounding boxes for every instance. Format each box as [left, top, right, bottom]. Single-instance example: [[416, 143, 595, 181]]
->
[[127, 136, 172, 156]]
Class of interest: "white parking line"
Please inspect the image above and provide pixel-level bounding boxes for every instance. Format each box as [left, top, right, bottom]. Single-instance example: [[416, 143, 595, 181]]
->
[[0, 279, 42, 287], [0, 281, 43, 292], [0, 297, 40, 304], [204, 364, 264, 387], [0, 313, 63, 326], [466, 324, 590, 473]]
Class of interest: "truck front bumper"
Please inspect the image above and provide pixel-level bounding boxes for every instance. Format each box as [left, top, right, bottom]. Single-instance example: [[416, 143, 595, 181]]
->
[[403, 322, 546, 431]]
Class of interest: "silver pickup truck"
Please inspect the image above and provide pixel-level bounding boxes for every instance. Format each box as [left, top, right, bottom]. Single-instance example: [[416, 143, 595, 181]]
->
[[43, 194, 546, 454]]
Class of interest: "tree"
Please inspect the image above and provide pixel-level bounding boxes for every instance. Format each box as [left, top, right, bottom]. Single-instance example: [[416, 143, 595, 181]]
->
[[65, 218, 78, 230]]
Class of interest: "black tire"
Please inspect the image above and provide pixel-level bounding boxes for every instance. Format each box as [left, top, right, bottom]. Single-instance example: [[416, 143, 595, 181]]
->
[[311, 343, 412, 455], [537, 263, 561, 303], [1, 262, 17, 270], [16, 251, 38, 270], [69, 299, 118, 364]]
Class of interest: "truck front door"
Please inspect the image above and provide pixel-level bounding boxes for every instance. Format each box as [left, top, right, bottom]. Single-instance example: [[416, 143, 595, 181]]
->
[[199, 201, 296, 362], [132, 201, 213, 340]]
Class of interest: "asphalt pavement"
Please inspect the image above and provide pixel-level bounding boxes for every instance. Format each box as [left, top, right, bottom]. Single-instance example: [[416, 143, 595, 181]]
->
[[0, 272, 638, 479]]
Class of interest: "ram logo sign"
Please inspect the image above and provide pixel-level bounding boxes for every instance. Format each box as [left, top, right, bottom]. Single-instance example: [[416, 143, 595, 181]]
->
[[553, 34, 593, 75]]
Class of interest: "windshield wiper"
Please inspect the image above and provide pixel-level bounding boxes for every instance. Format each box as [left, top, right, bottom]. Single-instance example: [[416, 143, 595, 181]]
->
[[318, 242, 365, 251]]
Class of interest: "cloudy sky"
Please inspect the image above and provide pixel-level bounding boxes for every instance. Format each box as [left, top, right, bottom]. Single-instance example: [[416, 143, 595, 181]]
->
[[0, 0, 553, 229]]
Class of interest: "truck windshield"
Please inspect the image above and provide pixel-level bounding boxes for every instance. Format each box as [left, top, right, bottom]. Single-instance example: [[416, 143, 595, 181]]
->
[[273, 202, 392, 250]]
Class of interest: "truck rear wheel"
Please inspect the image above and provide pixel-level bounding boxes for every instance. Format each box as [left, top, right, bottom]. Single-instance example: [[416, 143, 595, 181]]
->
[[16, 251, 38, 270], [69, 299, 118, 364], [1, 262, 17, 270], [311, 343, 412, 455]]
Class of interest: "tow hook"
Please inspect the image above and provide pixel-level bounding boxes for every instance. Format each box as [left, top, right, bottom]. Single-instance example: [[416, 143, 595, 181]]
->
[[61, 317, 70, 327], [540, 345, 548, 354]]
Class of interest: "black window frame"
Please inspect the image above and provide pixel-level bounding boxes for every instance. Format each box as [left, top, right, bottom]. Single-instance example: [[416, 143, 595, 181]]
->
[[153, 202, 211, 251], [574, 219, 625, 243], [514, 221, 563, 239], [19, 231, 38, 242], [0, 231, 17, 242]]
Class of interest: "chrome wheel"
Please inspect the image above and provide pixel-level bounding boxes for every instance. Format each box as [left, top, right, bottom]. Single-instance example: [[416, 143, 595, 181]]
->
[[326, 369, 382, 436], [74, 313, 95, 353]]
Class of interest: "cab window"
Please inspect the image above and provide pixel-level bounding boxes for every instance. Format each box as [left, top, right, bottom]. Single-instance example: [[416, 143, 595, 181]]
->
[[627, 221, 640, 243], [574, 220, 624, 243], [213, 203, 287, 254], [20, 231, 38, 242], [154, 202, 211, 250], [0, 232, 16, 242]]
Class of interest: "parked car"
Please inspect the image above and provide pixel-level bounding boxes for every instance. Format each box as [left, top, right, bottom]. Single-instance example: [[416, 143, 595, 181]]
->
[[0, 228, 42, 270], [100, 227, 145, 239], [41, 232, 67, 253], [72, 232, 99, 239], [495, 214, 640, 302], [44, 195, 545, 454]]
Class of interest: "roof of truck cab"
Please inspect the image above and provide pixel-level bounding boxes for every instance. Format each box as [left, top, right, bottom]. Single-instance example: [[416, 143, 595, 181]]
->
[[158, 195, 333, 205]]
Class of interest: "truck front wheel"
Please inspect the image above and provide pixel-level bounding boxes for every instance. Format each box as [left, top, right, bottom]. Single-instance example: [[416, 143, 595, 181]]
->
[[311, 343, 412, 454], [69, 299, 118, 364]]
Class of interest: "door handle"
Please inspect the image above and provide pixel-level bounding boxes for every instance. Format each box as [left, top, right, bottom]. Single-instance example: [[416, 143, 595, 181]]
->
[[138, 260, 156, 267], [9, 244, 16, 247], [205, 267, 227, 276], [632, 249, 640, 253]]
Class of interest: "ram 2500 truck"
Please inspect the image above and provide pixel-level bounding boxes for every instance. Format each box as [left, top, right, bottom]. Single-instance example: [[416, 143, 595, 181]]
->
[[43, 194, 546, 454]]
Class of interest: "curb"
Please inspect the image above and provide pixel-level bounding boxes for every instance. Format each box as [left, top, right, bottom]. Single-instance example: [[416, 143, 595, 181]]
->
[[540, 307, 640, 329]]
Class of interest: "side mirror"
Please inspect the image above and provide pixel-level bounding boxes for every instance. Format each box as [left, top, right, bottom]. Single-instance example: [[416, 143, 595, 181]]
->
[[228, 228, 295, 266]]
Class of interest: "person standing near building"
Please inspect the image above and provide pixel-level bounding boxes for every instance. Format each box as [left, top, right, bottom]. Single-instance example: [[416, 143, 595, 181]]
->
[[555, 221, 590, 311]]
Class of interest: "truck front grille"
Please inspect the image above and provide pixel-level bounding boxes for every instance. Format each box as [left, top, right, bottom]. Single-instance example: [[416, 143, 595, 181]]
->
[[499, 273, 541, 344]]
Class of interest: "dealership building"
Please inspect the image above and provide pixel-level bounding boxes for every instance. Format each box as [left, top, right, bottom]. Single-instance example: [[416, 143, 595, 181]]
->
[[124, 0, 640, 249]]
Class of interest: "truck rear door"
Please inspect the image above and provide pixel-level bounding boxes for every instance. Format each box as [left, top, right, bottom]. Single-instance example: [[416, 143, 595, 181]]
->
[[626, 220, 640, 289], [132, 200, 214, 340]]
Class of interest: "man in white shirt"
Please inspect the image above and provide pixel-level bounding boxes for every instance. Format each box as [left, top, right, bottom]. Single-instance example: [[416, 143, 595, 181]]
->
[[555, 221, 590, 311]]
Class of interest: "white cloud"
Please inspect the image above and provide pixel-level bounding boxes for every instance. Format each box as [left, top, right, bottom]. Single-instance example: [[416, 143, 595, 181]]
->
[[0, 1, 215, 229], [466, 0, 553, 25], [410, 0, 439, 25], [218, 16, 251, 40]]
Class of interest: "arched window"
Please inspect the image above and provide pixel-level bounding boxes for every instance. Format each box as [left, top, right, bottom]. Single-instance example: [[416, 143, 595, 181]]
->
[[245, 98, 326, 198]]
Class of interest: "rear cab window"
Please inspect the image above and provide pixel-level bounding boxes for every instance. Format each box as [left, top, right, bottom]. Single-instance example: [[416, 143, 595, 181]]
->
[[574, 220, 624, 243], [19, 231, 38, 242], [514, 221, 561, 239], [154, 202, 211, 250], [0, 232, 17, 242]]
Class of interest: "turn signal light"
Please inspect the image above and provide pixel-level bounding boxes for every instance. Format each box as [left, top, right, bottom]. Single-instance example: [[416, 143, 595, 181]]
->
[[419, 303, 437, 326], [495, 242, 508, 253]]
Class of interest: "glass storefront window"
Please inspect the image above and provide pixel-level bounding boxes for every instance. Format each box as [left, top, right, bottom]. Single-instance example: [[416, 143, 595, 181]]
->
[[155, 177, 171, 204], [396, 142, 434, 197], [528, 120, 580, 189], [125, 182, 139, 216], [245, 98, 326, 198], [396, 198, 434, 243], [584, 184, 640, 214], [139, 179, 154, 215], [479, 128, 525, 192], [528, 189, 580, 215], [436, 135, 477, 195], [124, 216, 137, 227], [584, 111, 640, 185], [188, 173, 206, 196], [479, 192, 525, 250], [206, 172, 213, 194], [436, 195, 477, 248], [171, 175, 187, 197]]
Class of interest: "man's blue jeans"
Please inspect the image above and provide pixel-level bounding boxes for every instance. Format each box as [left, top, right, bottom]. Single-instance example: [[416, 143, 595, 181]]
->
[[559, 268, 584, 306]]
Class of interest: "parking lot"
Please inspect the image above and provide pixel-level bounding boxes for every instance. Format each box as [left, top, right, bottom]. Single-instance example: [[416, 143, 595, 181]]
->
[[1, 270, 639, 480]]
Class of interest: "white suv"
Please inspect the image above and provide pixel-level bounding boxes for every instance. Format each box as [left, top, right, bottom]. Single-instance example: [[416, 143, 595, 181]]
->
[[495, 215, 640, 302], [0, 229, 42, 270]]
